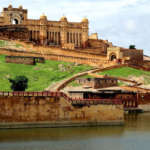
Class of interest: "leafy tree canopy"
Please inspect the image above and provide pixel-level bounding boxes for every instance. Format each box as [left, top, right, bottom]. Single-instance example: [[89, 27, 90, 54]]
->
[[129, 45, 136, 49], [9, 76, 28, 91]]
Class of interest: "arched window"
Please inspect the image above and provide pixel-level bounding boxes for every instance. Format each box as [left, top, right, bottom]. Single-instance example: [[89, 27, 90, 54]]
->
[[12, 19, 19, 25]]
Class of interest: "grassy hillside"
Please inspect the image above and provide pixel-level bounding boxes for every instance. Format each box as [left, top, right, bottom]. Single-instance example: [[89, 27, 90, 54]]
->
[[69, 67, 150, 87], [0, 55, 92, 91], [99, 67, 150, 85]]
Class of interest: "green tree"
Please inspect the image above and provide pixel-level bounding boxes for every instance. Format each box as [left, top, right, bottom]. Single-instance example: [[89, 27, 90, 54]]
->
[[129, 45, 136, 49], [9, 76, 28, 91]]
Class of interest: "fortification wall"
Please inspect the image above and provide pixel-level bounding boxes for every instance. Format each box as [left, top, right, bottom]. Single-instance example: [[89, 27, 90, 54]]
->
[[0, 92, 124, 128], [87, 39, 108, 53], [5, 56, 35, 65], [0, 26, 29, 41], [0, 48, 111, 67], [121, 49, 143, 65], [5, 56, 45, 65], [11, 40, 107, 59]]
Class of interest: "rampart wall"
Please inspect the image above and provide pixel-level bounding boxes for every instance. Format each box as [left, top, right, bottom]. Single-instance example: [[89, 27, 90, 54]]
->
[[0, 48, 112, 67], [6, 56, 35, 65], [0, 91, 124, 128], [88, 39, 109, 53], [121, 48, 143, 65], [5, 55, 45, 65], [12, 40, 107, 58]]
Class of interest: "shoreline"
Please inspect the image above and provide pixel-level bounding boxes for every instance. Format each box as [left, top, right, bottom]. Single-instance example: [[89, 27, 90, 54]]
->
[[0, 121, 124, 129]]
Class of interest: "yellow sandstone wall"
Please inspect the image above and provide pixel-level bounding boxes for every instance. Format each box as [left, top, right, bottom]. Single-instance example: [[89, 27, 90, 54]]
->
[[0, 48, 110, 67], [0, 96, 124, 128]]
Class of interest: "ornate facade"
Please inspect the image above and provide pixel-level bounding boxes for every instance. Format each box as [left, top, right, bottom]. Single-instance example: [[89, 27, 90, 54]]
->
[[0, 5, 144, 66], [0, 5, 89, 48]]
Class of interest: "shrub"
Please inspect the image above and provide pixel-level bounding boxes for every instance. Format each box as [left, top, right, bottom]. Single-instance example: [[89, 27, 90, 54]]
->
[[9, 76, 28, 91], [129, 45, 136, 49]]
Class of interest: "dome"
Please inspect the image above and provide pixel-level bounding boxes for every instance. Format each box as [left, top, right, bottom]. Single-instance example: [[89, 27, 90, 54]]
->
[[60, 16, 67, 22], [19, 5, 23, 9], [8, 4, 12, 8], [40, 13, 47, 20], [82, 17, 88, 23]]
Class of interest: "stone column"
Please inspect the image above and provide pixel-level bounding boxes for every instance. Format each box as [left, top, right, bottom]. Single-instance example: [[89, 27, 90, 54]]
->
[[32, 31, 35, 40], [39, 16, 48, 46], [37, 31, 40, 40], [55, 32, 58, 45], [50, 32, 51, 42], [68, 32, 70, 43], [33, 31, 35, 40], [75, 33, 77, 47], [57, 32, 59, 44], [78, 33, 80, 47], [77, 33, 79, 47], [57, 32, 59, 45], [67, 32, 69, 43], [51, 32, 53, 43], [72, 32, 74, 44], [54, 32, 56, 44], [60, 19, 68, 46], [35, 31, 37, 40], [74, 33, 76, 45], [81, 21, 89, 48]]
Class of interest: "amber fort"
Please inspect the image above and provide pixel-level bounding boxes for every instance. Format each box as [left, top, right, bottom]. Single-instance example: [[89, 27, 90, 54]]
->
[[0, 4, 150, 128], [0, 4, 145, 67], [0, 4, 88, 48]]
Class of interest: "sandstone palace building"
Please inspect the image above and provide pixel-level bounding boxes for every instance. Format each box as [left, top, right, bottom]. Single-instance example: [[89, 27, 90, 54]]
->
[[0, 5, 144, 66], [0, 5, 88, 48]]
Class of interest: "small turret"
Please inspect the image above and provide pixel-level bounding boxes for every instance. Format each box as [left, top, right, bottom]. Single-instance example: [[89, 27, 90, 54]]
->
[[19, 5, 23, 9], [8, 4, 12, 9], [82, 17, 88, 23], [40, 13, 47, 20], [60, 16, 68, 22]]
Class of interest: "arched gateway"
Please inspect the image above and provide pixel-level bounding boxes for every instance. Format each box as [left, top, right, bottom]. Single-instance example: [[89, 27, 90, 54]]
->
[[109, 53, 117, 61]]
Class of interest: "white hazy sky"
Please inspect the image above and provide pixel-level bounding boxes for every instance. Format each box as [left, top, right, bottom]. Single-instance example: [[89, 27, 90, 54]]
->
[[0, 0, 150, 55]]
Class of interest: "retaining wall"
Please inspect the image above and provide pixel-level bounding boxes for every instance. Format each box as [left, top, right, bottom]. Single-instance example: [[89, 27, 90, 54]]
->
[[0, 48, 110, 66], [0, 91, 124, 128]]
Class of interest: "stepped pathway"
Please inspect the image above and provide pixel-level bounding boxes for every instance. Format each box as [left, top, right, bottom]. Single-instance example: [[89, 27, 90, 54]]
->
[[46, 63, 125, 91]]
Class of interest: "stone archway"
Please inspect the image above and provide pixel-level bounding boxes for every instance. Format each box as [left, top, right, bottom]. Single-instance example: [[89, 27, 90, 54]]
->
[[12, 18, 19, 25], [11, 13, 22, 25], [109, 53, 117, 61], [110, 55, 116, 61]]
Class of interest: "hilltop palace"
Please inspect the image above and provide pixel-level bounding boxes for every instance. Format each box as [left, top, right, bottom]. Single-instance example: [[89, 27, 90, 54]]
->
[[0, 5, 144, 65]]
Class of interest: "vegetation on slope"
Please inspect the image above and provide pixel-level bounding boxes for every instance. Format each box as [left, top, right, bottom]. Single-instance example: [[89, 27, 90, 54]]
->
[[0, 40, 8, 47], [0, 40, 23, 48], [0, 55, 92, 91], [69, 67, 150, 87], [99, 67, 150, 85]]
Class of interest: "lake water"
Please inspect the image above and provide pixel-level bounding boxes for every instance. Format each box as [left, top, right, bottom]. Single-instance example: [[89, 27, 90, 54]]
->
[[0, 113, 150, 150]]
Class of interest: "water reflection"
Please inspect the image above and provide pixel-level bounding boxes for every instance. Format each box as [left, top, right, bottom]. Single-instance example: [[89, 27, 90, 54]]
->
[[0, 126, 124, 142], [0, 113, 150, 150]]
